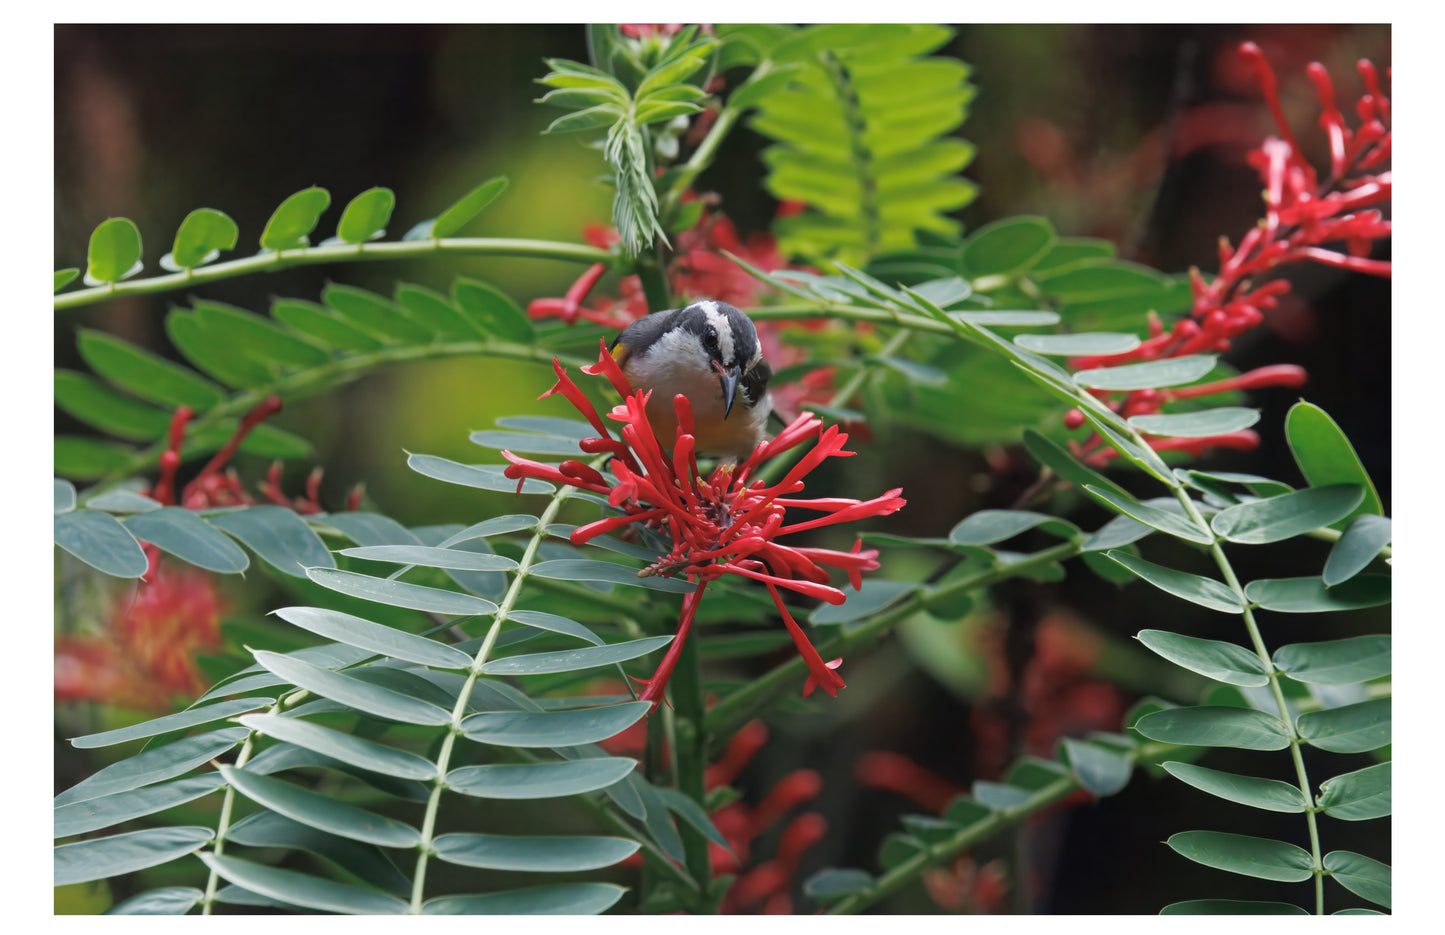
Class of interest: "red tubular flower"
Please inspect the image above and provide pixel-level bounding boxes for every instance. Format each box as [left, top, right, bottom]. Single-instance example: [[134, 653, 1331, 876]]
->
[[504, 342, 905, 705]]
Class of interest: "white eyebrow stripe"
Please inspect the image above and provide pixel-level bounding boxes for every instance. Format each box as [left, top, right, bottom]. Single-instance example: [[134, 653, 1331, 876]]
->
[[696, 301, 734, 365]]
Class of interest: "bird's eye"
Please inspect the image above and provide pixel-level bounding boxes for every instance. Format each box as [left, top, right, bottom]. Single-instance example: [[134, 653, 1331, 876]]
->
[[704, 327, 719, 349]]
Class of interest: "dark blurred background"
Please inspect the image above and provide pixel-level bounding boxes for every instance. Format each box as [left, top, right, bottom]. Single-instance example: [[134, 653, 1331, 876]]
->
[[55, 24, 1390, 914]]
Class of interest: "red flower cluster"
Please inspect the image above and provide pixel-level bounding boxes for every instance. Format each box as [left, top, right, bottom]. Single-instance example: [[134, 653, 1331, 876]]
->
[[502, 343, 906, 703], [1065, 42, 1390, 467]]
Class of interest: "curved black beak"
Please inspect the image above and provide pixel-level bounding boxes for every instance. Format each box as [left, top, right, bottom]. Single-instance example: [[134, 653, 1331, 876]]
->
[[714, 360, 741, 419]]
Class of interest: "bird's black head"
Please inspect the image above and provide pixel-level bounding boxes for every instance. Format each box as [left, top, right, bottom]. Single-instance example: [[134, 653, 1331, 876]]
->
[[672, 300, 768, 418]]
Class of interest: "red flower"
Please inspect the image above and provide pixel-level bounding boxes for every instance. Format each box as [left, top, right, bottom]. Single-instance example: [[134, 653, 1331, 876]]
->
[[503, 343, 906, 704]]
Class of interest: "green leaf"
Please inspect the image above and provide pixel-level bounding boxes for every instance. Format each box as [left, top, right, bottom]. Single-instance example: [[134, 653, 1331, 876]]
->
[[271, 297, 385, 352], [1105, 552, 1243, 614], [1272, 635, 1390, 685], [431, 177, 509, 238], [54, 509, 149, 578], [1021, 429, 1132, 501], [508, 610, 605, 646], [1323, 850, 1390, 908], [55, 370, 171, 440], [452, 278, 535, 343], [1166, 830, 1313, 882], [324, 283, 435, 343], [55, 728, 248, 807], [972, 781, 1033, 810], [423, 883, 626, 915], [469, 430, 591, 456], [811, 578, 915, 625], [304, 567, 497, 616], [1060, 738, 1131, 797], [804, 868, 876, 902], [219, 766, 419, 848], [54, 774, 226, 838], [197, 853, 408, 914], [1324, 515, 1391, 585], [165, 309, 273, 387], [1211, 484, 1365, 544], [55, 436, 135, 480], [335, 187, 395, 244], [446, 757, 635, 800], [192, 298, 331, 370], [86, 217, 143, 284], [1161, 762, 1308, 812], [239, 714, 436, 780], [482, 635, 673, 675], [1083, 486, 1213, 545], [70, 699, 271, 749], [168, 208, 239, 269], [1244, 574, 1390, 612], [1074, 355, 1218, 391], [407, 452, 554, 495], [55, 826, 213, 886], [948, 509, 1078, 546], [461, 701, 651, 747], [1129, 407, 1261, 438], [1297, 697, 1390, 753], [252, 649, 453, 726], [259, 187, 331, 250], [1160, 899, 1307, 915], [960, 216, 1055, 279], [955, 310, 1061, 327], [1014, 332, 1141, 356], [272, 606, 472, 670], [337, 544, 519, 572], [55, 478, 77, 514], [105, 887, 205, 915], [76, 329, 225, 410], [56, 268, 80, 292], [529, 559, 697, 593], [543, 103, 625, 135], [207, 506, 334, 577], [1285, 401, 1383, 525], [432, 832, 638, 872], [395, 283, 484, 340], [1133, 706, 1290, 750], [1136, 629, 1268, 686], [120, 508, 250, 574], [1318, 761, 1390, 821]]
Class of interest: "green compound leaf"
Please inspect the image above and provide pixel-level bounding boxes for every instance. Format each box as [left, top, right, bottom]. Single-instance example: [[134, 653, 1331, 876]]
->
[[452, 278, 535, 343], [272, 606, 472, 670], [1161, 762, 1308, 812], [422, 883, 626, 915], [481, 635, 674, 675], [192, 298, 331, 370], [323, 283, 435, 343], [1136, 629, 1269, 686], [1021, 429, 1132, 501], [812, 578, 915, 625], [219, 766, 420, 848], [272, 297, 384, 351], [529, 558, 698, 593], [55, 370, 170, 440], [1323, 850, 1390, 908], [239, 714, 436, 780], [948, 509, 1079, 546], [259, 186, 331, 250], [304, 567, 497, 616], [461, 701, 651, 747], [337, 544, 519, 572], [1244, 574, 1390, 613], [1318, 761, 1391, 821], [54, 826, 213, 886], [446, 757, 635, 800], [804, 868, 876, 903], [55, 728, 248, 807], [1059, 738, 1132, 797], [167, 208, 239, 269], [407, 452, 554, 495], [198, 852, 408, 915], [335, 187, 395, 244], [960, 216, 1055, 280], [121, 508, 250, 574], [1014, 331, 1141, 357], [1297, 697, 1390, 753], [56, 268, 80, 292], [55, 437, 134, 480], [76, 329, 225, 409], [54, 774, 227, 839], [1166, 830, 1313, 882], [431, 177, 509, 239], [55, 478, 77, 514], [251, 650, 453, 726], [1324, 514, 1392, 586], [1286, 401, 1383, 526], [1160, 899, 1307, 915], [1105, 552, 1243, 614], [105, 886, 205, 915], [86, 217, 143, 284], [1272, 635, 1390, 685], [508, 610, 605, 646], [432, 833, 639, 872], [1211, 484, 1365, 544], [85, 489, 162, 513], [69, 698, 271, 749], [1133, 706, 1290, 750], [207, 506, 334, 577], [1129, 407, 1261, 438], [54, 509, 150, 578], [1074, 355, 1217, 391], [1083, 486, 1213, 545]]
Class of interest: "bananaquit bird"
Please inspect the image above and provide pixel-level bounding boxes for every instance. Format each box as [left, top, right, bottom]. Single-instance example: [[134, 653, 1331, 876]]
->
[[610, 299, 773, 461]]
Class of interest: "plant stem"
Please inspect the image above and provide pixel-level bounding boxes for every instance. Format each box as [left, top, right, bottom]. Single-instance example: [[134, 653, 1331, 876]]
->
[[668, 589, 714, 895], [55, 238, 617, 312], [659, 102, 745, 218]]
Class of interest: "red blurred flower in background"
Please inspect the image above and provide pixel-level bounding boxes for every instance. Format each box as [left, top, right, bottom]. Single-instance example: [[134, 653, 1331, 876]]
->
[[503, 343, 905, 704]]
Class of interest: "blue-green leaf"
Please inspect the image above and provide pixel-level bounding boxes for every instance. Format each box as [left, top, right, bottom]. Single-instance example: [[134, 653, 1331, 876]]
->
[[1160, 899, 1308, 915], [1297, 698, 1390, 753], [105, 887, 205, 915], [1272, 635, 1389, 685], [1285, 402, 1383, 525], [804, 868, 876, 902], [121, 508, 250, 574], [69, 698, 271, 749], [1136, 629, 1269, 686], [197, 853, 408, 914], [272, 606, 473, 670], [1161, 762, 1308, 812], [239, 714, 436, 780], [481, 635, 673, 675], [219, 766, 420, 848], [55, 774, 227, 838], [1317, 761, 1390, 821], [529, 559, 697, 593], [251, 650, 453, 726], [1129, 407, 1260, 438], [337, 544, 520, 572], [54, 509, 149, 578], [432, 832, 638, 872], [304, 567, 497, 616], [206, 506, 333, 577], [1133, 706, 1290, 750], [55, 826, 213, 886], [1105, 552, 1243, 614], [1323, 851, 1390, 908], [1074, 355, 1217, 391], [55, 728, 247, 807], [1083, 485, 1213, 544], [461, 702, 651, 747], [1060, 738, 1132, 797], [1211, 484, 1365, 544], [446, 757, 636, 800], [1324, 515, 1391, 585], [1014, 332, 1141, 356], [422, 883, 626, 915], [1244, 575, 1390, 612], [949, 509, 1078, 546], [407, 452, 553, 494], [1166, 830, 1313, 882]]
